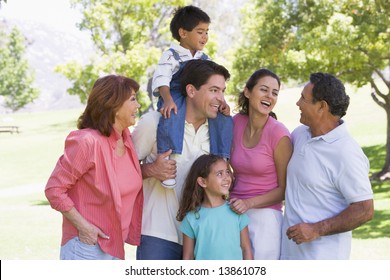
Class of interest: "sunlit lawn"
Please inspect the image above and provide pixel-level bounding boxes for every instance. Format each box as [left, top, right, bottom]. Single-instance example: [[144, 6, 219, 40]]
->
[[0, 109, 80, 189]]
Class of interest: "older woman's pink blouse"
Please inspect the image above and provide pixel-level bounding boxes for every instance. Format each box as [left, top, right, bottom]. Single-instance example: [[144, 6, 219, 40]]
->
[[45, 128, 143, 259]]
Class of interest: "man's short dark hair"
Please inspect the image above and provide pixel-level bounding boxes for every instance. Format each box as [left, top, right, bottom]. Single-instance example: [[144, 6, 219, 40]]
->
[[180, 60, 230, 96], [310, 72, 350, 118]]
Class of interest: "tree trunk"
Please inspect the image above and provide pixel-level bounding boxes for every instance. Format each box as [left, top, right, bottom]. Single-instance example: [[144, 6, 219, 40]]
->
[[372, 103, 390, 181]]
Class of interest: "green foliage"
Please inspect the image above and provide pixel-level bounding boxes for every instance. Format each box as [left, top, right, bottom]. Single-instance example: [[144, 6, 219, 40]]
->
[[231, 0, 389, 91], [0, 27, 39, 112], [202, 32, 217, 59], [56, 0, 188, 113], [72, 0, 187, 52], [55, 44, 161, 105], [55, 62, 99, 104]]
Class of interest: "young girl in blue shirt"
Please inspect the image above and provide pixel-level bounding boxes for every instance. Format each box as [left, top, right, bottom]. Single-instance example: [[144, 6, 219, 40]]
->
[[177, 154, 253, 260]]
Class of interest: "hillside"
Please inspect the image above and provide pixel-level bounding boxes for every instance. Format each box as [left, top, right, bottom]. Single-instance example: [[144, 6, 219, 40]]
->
[[0, 18, 93, 113]]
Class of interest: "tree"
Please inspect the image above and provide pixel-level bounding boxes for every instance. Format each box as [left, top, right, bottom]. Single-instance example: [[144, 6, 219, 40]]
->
[[56, 0, 188, 114], [0, 27, 39, 112], [232, 0, 390, 180]]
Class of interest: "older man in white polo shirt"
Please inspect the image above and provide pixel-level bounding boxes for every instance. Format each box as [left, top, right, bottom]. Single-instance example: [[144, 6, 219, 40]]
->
[[281, 72, 374, 260]]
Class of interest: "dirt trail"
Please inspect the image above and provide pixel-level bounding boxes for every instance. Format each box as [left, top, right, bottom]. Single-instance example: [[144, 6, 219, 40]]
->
[[0, 183, 44, 197]]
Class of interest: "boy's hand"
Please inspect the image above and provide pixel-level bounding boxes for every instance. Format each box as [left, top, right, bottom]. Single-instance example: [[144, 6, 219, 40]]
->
[[219, 100, 231, 116], [160, 99, 178, 119]]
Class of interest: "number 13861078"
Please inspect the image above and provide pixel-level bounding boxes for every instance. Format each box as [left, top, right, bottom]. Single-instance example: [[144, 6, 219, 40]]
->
[[218, 266, 266, 276]]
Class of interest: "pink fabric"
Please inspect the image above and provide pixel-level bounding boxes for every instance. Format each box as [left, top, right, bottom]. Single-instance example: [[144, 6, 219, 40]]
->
[[230, 114, 290, 211], [45, 128, 143, 259], [116, 153, 139, 241]]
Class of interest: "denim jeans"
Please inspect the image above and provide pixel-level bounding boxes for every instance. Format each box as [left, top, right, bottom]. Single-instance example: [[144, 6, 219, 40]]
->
[[60, 236, 119, 260], [156, 49, 233, 158], [136, 235, 183, 260], [208, 113, 233, 158]]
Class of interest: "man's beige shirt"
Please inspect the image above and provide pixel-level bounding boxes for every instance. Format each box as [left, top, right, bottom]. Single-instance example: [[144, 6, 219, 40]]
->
[[132, 111, 210, 244]]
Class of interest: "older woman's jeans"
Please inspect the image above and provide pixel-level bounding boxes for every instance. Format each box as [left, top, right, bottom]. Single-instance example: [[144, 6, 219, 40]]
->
[[136, 235, 183, 260], [60, 236, 119, 260]]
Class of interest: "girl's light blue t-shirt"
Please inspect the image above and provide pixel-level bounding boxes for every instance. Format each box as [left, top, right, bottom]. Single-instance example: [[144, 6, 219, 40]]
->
[[179, 202, 249, 260]]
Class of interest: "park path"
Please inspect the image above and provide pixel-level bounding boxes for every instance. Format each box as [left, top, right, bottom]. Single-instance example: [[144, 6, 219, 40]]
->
[[0, 183, 44, 197]]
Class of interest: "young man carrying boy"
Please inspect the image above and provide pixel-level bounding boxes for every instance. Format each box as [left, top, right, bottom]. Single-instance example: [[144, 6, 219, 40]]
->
[[133, 59, 231, 260]]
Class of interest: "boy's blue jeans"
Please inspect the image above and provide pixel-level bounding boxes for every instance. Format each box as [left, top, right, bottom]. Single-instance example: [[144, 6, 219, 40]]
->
[[155, 49, 233, 158]]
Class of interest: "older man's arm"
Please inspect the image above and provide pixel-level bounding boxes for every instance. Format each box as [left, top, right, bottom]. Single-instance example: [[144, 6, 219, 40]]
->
[[286, 199, 374, 244]]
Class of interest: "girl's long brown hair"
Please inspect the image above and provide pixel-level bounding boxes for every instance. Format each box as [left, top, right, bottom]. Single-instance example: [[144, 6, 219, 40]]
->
[[176, 154, 225, 221]]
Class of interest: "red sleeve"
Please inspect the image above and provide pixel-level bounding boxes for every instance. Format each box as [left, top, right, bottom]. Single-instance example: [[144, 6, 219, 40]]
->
[[45, 130, 94, 212]]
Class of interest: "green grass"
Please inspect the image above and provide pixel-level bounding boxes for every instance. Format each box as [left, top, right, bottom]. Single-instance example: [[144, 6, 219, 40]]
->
[[351, 148, 390, 259], [0, 191, 137, 259], [0, 109, 81, 189], [0, 193, 62, 259], [0, 84, 388, 259]]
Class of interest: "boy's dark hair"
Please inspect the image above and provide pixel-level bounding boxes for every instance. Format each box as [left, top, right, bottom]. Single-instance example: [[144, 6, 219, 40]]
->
[[180, 60, 230, 96], [310, 72, 350, 118], [170, 5, 210, 42]]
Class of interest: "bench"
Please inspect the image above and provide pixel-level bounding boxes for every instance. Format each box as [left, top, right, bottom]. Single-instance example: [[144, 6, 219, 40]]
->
[[0, 125, 19, 134]]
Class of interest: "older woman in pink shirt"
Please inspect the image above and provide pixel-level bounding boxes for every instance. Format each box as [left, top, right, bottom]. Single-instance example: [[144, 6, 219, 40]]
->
[[45, 75, 143, 260], [229, 69, 292, 260]]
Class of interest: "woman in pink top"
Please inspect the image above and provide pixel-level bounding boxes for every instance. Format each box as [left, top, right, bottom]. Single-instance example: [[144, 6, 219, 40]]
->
[[45, 75, 143, 260], [229, 69, 292, 259]]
